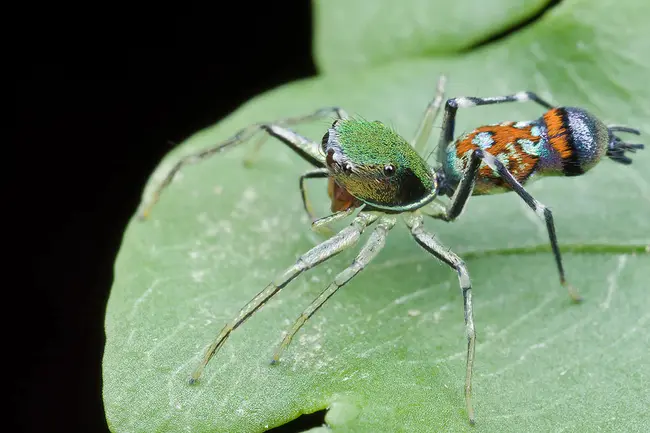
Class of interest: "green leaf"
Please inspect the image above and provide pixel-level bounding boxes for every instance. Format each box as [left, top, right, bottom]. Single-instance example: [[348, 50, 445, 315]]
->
[[314, 0, 551, 73], [103, 0, 650, 431]]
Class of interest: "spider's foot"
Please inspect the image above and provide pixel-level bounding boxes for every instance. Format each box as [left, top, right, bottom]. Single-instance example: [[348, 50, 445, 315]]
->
[[563, 281, 583, 303], [189, 364, 205, 385]]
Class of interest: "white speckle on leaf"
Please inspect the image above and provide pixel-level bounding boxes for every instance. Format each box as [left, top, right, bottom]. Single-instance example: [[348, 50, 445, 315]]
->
[[255, 216, 280, 234], [243, 187, 257, 202], [205, 219, 233, 237], [221, 220, 233, 233], [191, 270, 206, 282], [484, 325, 497, 338], [394, 288, 429, 305], [407, 309, 421, 317], [298, 329, 323, 346], [213, 185, 223, 195]]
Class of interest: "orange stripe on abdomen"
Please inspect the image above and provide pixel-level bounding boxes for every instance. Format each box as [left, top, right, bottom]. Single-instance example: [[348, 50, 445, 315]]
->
[[543, 109, 573, 159]]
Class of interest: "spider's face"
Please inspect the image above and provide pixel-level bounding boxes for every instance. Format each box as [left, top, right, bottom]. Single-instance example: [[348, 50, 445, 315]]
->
[[321, 119, 437, 211]]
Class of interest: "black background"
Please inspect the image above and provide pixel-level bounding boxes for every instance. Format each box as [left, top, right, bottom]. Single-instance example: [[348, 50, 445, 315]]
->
[[14, 3, 315, 432]]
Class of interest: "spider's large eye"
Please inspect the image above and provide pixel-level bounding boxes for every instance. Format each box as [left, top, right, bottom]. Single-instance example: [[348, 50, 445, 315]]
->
[[383, 164, 396, 176]]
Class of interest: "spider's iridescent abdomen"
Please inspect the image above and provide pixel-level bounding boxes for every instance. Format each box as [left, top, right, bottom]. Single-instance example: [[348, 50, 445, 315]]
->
[[442, 107, 610, 195]]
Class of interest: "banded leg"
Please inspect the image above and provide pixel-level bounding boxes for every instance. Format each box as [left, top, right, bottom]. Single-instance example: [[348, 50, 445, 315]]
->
[[425, 149, 581, 302], [271, 215, 396, 364], [436, 91, 555, 163], [138, 107, 347, 220], [299, 168, 329, 224], [411, 75, 447, 155], [244, 107, 349, 166], [189, 212, 378, 384], [404, 213, 476, 425]]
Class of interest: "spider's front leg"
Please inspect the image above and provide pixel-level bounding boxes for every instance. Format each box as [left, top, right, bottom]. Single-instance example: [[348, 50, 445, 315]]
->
[[189, 211, 377, 384], [243, 107, 349, 166], [403, 213, 476, 425], [271, 213, 395, 364], [138, 107, 348, 220]]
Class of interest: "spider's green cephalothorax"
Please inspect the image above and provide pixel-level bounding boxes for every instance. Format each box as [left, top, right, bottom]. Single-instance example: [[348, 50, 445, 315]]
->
[[322, 119, 437, 212]]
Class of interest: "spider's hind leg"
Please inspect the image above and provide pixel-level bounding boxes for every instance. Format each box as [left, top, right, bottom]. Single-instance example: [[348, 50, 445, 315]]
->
[[434, 91, 555, 165], [404, 213, 476, 425], [424, 148, 581, 302]]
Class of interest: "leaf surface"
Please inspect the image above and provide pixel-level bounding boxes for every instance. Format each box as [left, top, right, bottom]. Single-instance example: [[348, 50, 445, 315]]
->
[[104, 0, 650, 431]]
